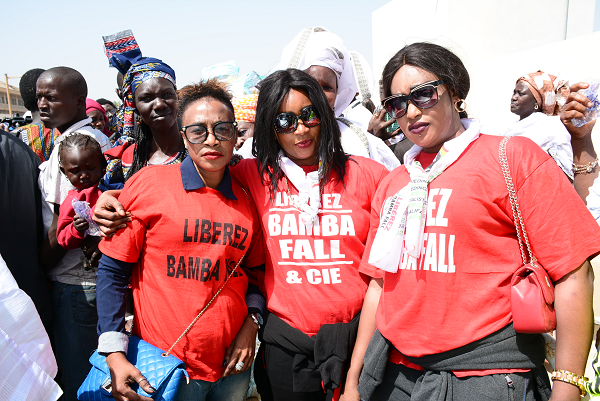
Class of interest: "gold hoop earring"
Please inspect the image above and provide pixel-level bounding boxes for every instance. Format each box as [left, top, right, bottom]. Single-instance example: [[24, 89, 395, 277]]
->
[[534, 104, 539, 110], [454, 99, 467, 113]]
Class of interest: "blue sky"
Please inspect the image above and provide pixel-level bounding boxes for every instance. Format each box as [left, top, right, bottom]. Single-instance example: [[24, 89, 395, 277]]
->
[[2, 0, 389, 102], [3, 0, 600, 104]]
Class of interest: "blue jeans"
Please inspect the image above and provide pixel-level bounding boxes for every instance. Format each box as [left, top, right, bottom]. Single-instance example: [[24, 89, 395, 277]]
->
[[176, 369, 251, 401], [51, 282, 98, 401]]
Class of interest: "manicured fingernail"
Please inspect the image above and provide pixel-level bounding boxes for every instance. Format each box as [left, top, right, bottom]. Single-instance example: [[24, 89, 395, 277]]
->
[[149, 386, 157, 392], [222, 359, 227, 367]]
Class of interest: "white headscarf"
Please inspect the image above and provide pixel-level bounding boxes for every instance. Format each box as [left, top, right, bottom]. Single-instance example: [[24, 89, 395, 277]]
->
[[272, 27, 358, 117]]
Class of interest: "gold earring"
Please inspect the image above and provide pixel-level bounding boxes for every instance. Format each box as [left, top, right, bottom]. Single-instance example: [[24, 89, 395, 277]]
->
[[534, 104, 539, 110], [454, 99, 467, 113]]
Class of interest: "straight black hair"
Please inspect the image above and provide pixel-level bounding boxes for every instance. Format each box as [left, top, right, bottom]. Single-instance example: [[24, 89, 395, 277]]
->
[[382, 42, 470, 119], [253, 69, 348, 197]]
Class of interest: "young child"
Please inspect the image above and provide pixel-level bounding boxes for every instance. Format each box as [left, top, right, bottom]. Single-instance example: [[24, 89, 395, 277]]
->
[[56, 133, 106, 268]]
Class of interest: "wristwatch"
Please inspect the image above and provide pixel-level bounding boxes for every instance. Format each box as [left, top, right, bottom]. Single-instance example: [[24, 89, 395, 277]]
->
[[248, 312, 263, 329]]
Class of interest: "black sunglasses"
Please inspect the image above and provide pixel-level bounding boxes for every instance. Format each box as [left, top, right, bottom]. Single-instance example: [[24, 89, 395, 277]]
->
[[274, 105, 321, 134], [382, 80, 445, 119], [181, 121, 237, 144]]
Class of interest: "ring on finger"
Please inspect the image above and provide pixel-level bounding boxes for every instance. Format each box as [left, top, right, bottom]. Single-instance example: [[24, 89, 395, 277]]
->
[[235, 361, 244, 371], [138, 376, 147, 384], [82, 246, 87, 253]]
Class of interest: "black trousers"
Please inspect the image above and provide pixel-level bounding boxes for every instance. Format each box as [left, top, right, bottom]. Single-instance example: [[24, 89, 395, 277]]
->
[[370, 361, 537, 401], [255, 342, 327, 401]]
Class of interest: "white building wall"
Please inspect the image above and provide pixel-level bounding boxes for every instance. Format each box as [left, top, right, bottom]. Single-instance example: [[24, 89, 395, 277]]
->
[[371, 0, 597, 132]]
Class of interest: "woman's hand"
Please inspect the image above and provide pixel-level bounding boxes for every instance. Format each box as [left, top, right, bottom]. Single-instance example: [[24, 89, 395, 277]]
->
[[105, 352, 155, 401], [92, 190, 130, 238], [339, 386, 361, 401], [368, 109, 401, 142], [229, 153, 243, 167], [222, 315, 258, 377], [561, 82, 596, 140]]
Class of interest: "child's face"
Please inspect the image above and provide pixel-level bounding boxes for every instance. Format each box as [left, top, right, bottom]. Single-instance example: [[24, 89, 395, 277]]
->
[[60, 146, 104, 189]]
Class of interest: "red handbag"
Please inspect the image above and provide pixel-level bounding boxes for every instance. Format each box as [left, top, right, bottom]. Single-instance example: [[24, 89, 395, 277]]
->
[[499, 136, 557, 333]]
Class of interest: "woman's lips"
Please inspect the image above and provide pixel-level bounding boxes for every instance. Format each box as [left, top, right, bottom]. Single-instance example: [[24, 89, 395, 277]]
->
[[296, 139, 313, 148], [408, 122, 428, 136], [202, 151, 223, 160]]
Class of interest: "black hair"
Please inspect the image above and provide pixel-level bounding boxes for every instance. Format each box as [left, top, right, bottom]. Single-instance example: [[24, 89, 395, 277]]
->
[[59, 133, 107, 171], [253, 69, 348, 197], [39, 66, 88, 99], [381, 42, 470, 119], [96, 98, 115, 108], [178, 78, 235, 117], [19, 68, 45, 111]]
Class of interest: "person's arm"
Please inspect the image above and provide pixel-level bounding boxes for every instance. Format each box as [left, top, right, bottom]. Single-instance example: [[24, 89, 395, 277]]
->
[[39, 204, 66, 272], [368, 109, 401, 143], [561, 82, 598, 202], [549, 260, 594, 401], [340, 277, 383, 401], [222, 265, 266, 377], [92, 189, 131, 237], [97, 255, 154, 401]]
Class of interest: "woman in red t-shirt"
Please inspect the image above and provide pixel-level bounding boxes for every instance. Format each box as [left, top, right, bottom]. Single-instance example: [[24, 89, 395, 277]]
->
[[341, 43, 600, 401], [96, 80, 265, 401]]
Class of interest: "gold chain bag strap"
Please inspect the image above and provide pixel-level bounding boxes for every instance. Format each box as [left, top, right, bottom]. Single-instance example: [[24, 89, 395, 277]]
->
[[163, 186, 252, 356], [499, 136, 556, 333]]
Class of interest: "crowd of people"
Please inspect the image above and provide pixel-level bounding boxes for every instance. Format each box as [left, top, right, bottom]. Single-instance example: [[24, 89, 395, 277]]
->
[[2, 26, 600, 401]]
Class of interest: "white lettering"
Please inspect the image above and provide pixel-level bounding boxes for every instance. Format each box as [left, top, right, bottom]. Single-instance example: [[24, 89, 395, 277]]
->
[[269, 214, 281, 236], [438, 233, 448, 273], [448, 235, 456, 273], [330, 240, 345, 258], [426, 188, 439, 227], [313, 239, 330, 259], [322, 215, 338, 236], [293, 240, 315, 259], [330, 268, 342, 283], [322, 268, 331, 284], [339, 215, 356, 236], [332, 194, 342, 209], [282, 214, 298, 236], [322, 194, 332, 208], [307, 269, 321, 284], [423, 233, 437, 271], [279, 239, 293, 258], [436, 189, 452, 227]]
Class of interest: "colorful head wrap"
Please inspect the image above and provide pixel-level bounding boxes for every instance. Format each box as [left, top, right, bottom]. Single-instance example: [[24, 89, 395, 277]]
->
[[85, 98, 110, 137], [517, 71, 570, 116], [120, 58, 176, 138], [232, 94, 258, 122]]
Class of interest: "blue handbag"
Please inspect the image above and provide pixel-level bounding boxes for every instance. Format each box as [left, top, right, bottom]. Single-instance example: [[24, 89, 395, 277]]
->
[[77, 255, 244, 401], [77, 335, 189, 401]]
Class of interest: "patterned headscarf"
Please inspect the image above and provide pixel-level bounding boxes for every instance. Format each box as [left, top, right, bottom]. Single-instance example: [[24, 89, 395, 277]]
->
[[121, 58, 176, 138], [232, 94, 258, 123], [103, 29, 143, 75], [517, 71, 570, 116]]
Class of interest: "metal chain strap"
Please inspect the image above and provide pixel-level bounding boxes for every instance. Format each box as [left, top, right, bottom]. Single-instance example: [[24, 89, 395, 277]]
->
[[162, 254, 244, 357], [337, 117, 371, 157], [499, 136, 536, 265]]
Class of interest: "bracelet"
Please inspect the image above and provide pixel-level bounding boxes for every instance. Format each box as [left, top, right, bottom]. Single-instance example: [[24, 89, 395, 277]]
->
[[573, 157, 599, 174], [248, 312, 263, 329], [551, 369, 588, 397]]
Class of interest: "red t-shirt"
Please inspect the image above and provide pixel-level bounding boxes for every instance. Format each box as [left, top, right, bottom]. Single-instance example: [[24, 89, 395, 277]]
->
[[232, 156, 389, 335], [360, 134, 600, 358], [56, 186, 102, 249], [99, 163, 265, 381]]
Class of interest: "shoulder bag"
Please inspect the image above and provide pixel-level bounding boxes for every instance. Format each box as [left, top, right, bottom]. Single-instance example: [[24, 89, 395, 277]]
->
[[77, 255, 245, 400], [499, 136, 557, 334]]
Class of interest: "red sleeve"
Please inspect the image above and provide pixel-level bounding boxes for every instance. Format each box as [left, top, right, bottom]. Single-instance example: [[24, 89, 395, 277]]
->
[[56, 190, 86, 249], [507, 137, 600, 280], [98, 172, 148, 263]]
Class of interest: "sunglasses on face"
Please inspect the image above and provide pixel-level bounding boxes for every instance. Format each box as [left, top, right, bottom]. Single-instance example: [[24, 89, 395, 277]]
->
[[181, 121, 237, 144], [382, 80, 445, 119], [274, 105, 321, 134]]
